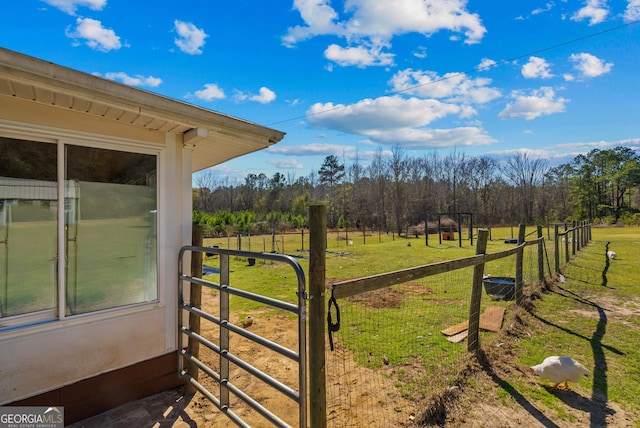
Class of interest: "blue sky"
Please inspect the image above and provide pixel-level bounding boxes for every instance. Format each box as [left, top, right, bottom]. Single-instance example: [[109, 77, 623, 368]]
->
[[2, 0, 640, 182]]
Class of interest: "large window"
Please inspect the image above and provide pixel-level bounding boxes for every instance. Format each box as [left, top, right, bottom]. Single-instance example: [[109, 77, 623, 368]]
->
[[0, 136, 158, 325]]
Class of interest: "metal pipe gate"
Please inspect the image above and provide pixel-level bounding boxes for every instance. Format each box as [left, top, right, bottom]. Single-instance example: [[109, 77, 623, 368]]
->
[[178, 246, 308, 427]]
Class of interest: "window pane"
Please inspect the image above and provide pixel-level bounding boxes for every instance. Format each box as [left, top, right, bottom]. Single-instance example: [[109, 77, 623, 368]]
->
[[0, 138, 57, 319], [65, 145, 157, 315]]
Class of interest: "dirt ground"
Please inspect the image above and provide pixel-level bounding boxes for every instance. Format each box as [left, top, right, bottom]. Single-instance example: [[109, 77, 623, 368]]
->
[[173, 285, 636, 427], [73, 282, 637, 427], [172, 287, 417, 427]]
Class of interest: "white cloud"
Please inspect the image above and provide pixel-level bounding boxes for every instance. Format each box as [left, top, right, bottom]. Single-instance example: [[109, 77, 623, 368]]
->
[[307, 95, 461, 134], [365, 126, 496, 148], [569, 52, 613, 77], [555, 138, 640, 152], [498, 87, 568, 120], [174, 20, 208, 55], [413, 46, 427, 59], [234, 87, 277, 104], [487, 147, 550, 161], [340, 0, 486, 43], [66, 17, 121, 52], [283, 0, 486, 67], [193, 83, 226, 101], [532, 2, 554, 15], [624, 0, 640, 22], [521, 56, 553, 79], [302, 95, 495, 148], [389, 69, 501, 104], [478, 58, 497, 71], [267, 159, 304, 169], [282, 0, 343, 47], [324, 42, 394, 67], [95, 72, 161, 87], [268, 143, 354, 156], [571, 0, 609, 25], [40, 0, 105, 15]]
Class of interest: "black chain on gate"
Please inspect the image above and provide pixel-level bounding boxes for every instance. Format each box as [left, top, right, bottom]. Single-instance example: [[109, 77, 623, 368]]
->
[[327, 292, 341, 351]]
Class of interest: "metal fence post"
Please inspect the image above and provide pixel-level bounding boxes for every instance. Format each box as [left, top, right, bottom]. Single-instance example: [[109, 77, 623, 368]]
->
[[554, 224, 560, 274], [309, 205, 327, 428], [516, 224, 525, 306], [537, 225, 544, 282], [468, 229, 489, 353]]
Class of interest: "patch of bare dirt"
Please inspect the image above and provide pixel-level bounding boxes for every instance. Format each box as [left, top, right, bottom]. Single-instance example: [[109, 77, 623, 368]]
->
[[345, 281, 436, 309], [568, 295, 640, 329]]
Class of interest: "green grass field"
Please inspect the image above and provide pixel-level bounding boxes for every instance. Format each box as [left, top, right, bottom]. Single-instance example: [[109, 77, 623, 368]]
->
[[202, 225, 640, 425], [512, 226, 640, 424]]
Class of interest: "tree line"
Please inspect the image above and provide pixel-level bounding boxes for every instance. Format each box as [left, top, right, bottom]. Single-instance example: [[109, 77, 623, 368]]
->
[[193, 147, 640, 235]]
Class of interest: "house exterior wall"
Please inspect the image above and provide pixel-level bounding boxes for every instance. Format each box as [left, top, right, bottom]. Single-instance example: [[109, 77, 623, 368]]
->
[[0, 96, 190, 404]]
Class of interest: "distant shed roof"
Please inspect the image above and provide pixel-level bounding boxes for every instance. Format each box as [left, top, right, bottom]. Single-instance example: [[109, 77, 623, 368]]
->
[[0, 48, 285, 172]]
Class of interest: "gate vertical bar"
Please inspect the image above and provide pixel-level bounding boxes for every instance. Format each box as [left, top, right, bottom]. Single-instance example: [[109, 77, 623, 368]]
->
[[468, 229, 488, 353], [219, 253, 230, 410], [309, 205, 327, 428], [186, 225, 203, 394]]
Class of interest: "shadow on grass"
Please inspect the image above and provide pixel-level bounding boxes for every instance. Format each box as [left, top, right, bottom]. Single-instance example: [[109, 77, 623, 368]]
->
[[529, 241, 623, 427], [602, 242, 611, 287], [477, 350, 561, 428]]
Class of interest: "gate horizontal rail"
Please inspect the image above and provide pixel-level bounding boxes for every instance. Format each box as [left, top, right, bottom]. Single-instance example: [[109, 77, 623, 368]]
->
[[178, 245, 307, 428]]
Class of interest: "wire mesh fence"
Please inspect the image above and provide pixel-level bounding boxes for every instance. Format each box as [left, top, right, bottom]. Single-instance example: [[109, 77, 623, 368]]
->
[[326, 265, 479, 426], [323, 226, 569, 427], [194, 220, 602, 426]]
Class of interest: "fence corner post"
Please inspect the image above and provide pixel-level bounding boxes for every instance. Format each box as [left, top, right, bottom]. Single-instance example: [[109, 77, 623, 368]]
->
[[309, 205, 327, 428], [468, 229, 489, 353], [186, 224, 203, 394]]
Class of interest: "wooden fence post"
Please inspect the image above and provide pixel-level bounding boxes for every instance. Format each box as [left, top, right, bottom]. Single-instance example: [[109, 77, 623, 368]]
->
[[186, 225, 203, 394], [515, 224, 525, 306], [309, 205, 327, 428], [468, 229, 489, 353], [537, 225, 544, 283]]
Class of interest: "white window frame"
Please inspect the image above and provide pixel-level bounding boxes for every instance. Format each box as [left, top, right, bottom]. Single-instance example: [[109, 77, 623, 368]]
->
[[0, 120, 165, 331]]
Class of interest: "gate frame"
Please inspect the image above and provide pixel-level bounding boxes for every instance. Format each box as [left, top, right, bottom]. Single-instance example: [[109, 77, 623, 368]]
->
[[178, 246, 308, 428]]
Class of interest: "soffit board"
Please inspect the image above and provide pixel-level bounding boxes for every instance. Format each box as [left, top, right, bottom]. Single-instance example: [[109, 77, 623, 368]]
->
[[0, 49, 285, 171]]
